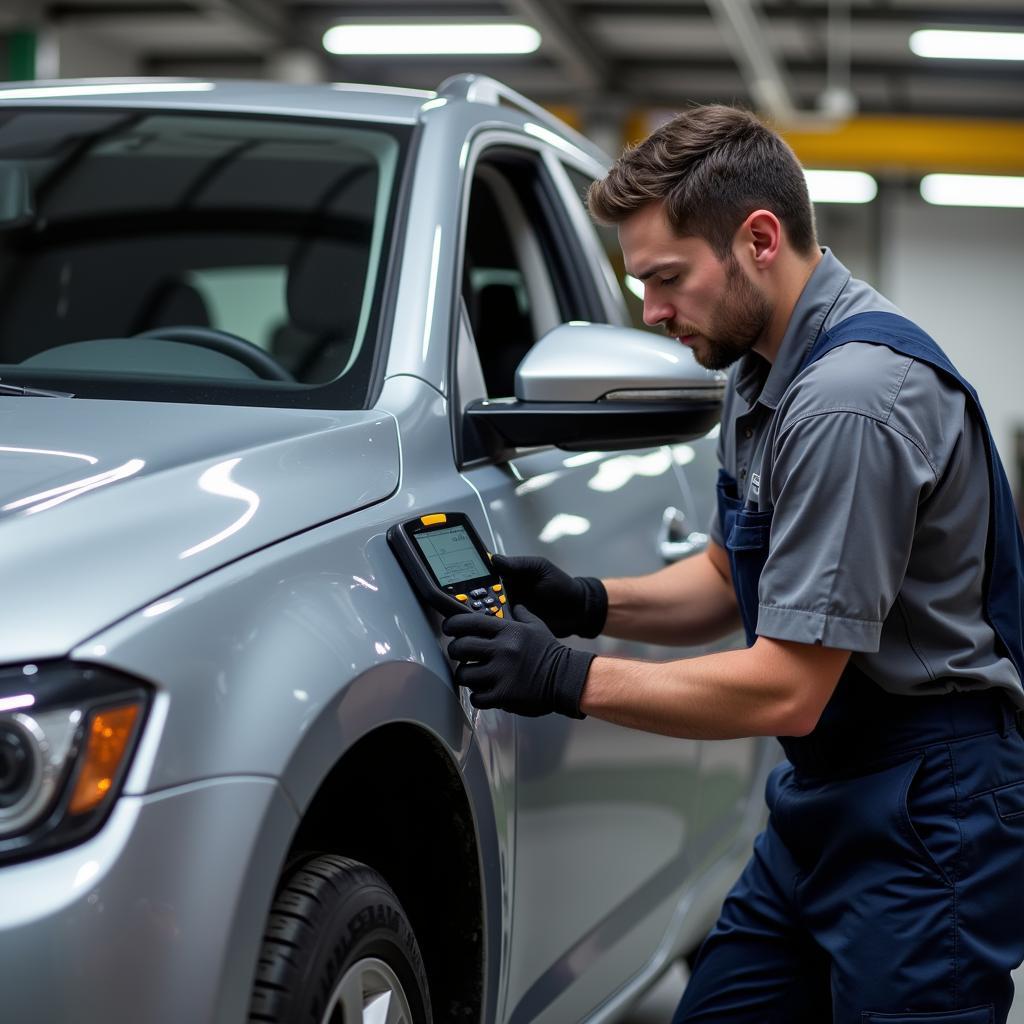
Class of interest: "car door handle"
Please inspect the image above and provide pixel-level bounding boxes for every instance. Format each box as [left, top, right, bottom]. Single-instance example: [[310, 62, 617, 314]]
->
[[658, 506, 708, 563]]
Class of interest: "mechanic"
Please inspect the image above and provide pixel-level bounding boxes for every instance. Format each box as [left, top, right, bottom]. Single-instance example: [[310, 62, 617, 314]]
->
[[442, 105, 1024, 1022]]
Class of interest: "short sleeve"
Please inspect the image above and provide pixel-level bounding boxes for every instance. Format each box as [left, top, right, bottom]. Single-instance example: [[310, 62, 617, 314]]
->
[[756, 410, 936, 651]]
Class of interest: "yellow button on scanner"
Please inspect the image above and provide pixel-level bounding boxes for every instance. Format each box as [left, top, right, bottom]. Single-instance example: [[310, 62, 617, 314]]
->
[[456, 594, 469, 602], [420, 513, 447, 526], [499, 594, 507, 604], [495, 608, 504, 619], [491, 584, 503, 592]]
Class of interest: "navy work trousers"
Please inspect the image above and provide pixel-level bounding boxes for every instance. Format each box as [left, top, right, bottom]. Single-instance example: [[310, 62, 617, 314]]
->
[[673, 694, 1024, 1023]]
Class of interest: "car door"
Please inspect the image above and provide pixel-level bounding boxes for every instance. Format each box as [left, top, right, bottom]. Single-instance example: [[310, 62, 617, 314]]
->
[[453, 142, 708, 1023]]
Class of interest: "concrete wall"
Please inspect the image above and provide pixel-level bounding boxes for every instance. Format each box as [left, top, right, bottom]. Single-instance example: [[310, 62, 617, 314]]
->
[[883, 194, 1023, 481], [817, 194, 1024, 491], [52, 27, 140, 79]]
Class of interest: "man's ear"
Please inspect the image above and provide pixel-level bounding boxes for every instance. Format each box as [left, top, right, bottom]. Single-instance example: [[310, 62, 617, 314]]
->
[[737, 209, 782, 267]]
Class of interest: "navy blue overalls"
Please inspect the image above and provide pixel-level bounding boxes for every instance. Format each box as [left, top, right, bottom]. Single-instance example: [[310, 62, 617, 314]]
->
[[674, 313, 1024, 1024]]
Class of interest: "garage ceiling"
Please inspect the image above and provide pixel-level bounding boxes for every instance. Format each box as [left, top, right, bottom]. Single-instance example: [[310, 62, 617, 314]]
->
[[5, 0, 1024, 122]]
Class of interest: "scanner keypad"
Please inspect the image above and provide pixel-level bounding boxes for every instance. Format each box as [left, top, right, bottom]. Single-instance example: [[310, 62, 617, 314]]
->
[[459, 582, 504, 616]]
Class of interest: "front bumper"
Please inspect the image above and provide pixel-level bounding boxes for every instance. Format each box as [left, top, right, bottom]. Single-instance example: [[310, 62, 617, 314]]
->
[[0, 776, 297, 1024]]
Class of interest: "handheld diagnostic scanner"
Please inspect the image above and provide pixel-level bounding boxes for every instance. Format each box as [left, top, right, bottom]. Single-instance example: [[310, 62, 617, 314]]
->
[[387, 512, 507, 619]]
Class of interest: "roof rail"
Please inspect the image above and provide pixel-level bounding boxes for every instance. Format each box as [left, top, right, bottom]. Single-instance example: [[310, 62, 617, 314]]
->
[[436, 73, 607, 165]]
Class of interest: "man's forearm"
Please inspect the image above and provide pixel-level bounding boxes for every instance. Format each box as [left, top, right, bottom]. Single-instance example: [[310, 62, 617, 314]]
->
[[579, 638, 850, 740], [602, 548, 742, 646]]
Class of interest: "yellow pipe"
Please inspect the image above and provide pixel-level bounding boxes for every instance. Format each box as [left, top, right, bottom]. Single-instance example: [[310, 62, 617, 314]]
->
[[782, 116, 1024, 175], [623, 109, 652, 152], [545, 104, 583, 132], [619, 111, 1024, 175]]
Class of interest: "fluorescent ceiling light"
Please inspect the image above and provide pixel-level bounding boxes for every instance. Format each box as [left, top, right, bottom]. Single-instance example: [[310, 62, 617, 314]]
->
[[921, 173, 1024, 208], [910, 29, 1024, 61], [804, 169, 878, 204], [0, 82, 214, 100], [323, 23, 541, 55]]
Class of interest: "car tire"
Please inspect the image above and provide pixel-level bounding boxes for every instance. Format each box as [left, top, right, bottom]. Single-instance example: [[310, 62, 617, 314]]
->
[[249, 854, 432, 1024]]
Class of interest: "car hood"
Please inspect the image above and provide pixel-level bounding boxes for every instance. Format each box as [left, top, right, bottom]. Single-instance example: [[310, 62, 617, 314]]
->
[[0, 397, 400, 662]]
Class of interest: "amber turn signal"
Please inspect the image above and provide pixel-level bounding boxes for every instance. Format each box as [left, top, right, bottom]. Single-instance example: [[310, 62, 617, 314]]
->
[[68, 704, 140, 815]]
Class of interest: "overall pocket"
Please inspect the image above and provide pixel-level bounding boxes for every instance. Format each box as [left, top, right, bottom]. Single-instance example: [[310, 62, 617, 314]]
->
[[725, 507, 772, 644], [861, 1007, 994, 1023], [991, 778, 1024, 821], [896, 748, 959, 888]]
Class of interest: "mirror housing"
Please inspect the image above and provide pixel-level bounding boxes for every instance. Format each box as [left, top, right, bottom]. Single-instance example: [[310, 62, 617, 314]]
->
[[464, 322, 725, 457]]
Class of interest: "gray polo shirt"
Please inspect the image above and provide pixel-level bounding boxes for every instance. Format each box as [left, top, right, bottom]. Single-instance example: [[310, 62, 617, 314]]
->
[[709, 249, 1023, 703]]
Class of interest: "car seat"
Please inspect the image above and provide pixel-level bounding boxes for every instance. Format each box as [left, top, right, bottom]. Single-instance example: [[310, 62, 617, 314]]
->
[[271, 237, 367, 383], [474, 282, 533, 397]]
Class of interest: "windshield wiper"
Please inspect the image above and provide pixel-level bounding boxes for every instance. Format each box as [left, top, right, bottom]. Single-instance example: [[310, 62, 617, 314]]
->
[[0, 380, 75, 398]]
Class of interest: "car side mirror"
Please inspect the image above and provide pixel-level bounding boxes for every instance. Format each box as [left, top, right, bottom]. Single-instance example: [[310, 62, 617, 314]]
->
[[464, 321, 725, 459]]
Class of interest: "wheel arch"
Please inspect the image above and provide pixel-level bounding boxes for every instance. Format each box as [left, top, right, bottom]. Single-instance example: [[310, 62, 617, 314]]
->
[[285, 720, 489, 1022]]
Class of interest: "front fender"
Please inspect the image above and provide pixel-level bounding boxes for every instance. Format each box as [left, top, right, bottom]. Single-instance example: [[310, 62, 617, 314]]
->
[[73, 500, 513, 1022]]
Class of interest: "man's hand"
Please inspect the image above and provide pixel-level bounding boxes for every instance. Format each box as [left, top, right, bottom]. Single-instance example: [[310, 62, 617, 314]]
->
[[442, 605, 596, 718], [491, 555, 607, 638]]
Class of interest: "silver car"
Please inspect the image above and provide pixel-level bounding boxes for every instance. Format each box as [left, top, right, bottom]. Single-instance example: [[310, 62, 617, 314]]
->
[[0, 75, 770, 1024]]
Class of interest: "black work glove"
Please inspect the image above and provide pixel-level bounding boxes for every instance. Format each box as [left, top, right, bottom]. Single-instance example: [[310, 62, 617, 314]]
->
[[491, 554, 607, 638], [442, 605, 596, 718]]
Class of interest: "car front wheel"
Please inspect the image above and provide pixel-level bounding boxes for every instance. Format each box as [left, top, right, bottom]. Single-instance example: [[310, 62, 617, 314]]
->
[[249, 854, 432, 1024]]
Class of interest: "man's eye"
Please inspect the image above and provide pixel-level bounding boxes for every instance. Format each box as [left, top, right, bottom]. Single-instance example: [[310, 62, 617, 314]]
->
[[659, 275, 678, 285]]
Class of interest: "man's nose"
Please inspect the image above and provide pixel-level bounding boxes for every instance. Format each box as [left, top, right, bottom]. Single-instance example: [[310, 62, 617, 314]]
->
[[642, 293, 672, 328]]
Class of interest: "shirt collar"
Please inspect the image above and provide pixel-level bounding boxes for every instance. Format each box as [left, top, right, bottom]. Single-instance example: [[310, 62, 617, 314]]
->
[[734, 248, 852, 410]]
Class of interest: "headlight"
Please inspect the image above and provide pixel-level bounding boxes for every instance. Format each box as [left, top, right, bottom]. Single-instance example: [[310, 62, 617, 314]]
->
[[0, 662, 149, 864]]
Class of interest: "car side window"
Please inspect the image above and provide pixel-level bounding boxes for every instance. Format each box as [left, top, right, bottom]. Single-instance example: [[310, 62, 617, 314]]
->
[[461, 152, 594, 399], [563, 167, 652, 333]]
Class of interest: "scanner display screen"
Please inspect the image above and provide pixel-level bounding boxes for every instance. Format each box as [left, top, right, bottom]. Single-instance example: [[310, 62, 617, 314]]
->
[[414, 526, 489, 587]]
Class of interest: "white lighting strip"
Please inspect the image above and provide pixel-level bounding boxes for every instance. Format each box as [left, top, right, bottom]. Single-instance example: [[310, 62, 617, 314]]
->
[[921, 173, 1024, 209], [0, 82, 215, 100], [804, 169, 878, 204], [910, 29, 1024, 62], [323, 23, 541, 55]]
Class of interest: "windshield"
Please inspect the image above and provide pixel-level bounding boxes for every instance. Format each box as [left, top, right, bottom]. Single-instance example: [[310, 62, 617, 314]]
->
[[0, 108, 409, 407]]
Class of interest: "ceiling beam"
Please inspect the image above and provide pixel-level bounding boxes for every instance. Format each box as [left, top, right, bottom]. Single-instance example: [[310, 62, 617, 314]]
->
[[578, 2, 1023, 24], [47, 3, 192, 17], [188, 0, 286, 41], [504, 0, 608, 92], [704, 0, 799, 122], [187, 0, 331, 76]]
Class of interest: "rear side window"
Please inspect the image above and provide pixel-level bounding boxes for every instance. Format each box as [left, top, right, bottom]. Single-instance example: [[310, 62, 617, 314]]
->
[[461, 151, 596, 398], [0, 108, 409, 407], [564, 167, 652, 333]]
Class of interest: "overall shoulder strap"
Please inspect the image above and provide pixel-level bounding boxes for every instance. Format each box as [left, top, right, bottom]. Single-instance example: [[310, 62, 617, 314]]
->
[[801, 310, 1024, 687], [801, 311, 967, 394]]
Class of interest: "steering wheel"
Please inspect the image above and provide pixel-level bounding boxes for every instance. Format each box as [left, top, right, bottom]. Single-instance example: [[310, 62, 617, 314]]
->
[[136, 326, 294, 382]]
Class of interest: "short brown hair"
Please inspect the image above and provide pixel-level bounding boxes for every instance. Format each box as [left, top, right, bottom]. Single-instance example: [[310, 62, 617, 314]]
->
[[588, 105, 817, 257]]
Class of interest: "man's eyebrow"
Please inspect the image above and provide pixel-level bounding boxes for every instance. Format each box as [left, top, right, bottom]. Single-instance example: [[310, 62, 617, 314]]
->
[[632, 261, 680, 282]]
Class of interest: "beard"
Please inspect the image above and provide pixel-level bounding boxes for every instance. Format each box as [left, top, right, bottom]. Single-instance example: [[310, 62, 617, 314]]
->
[[666, 255, 773, 371]]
